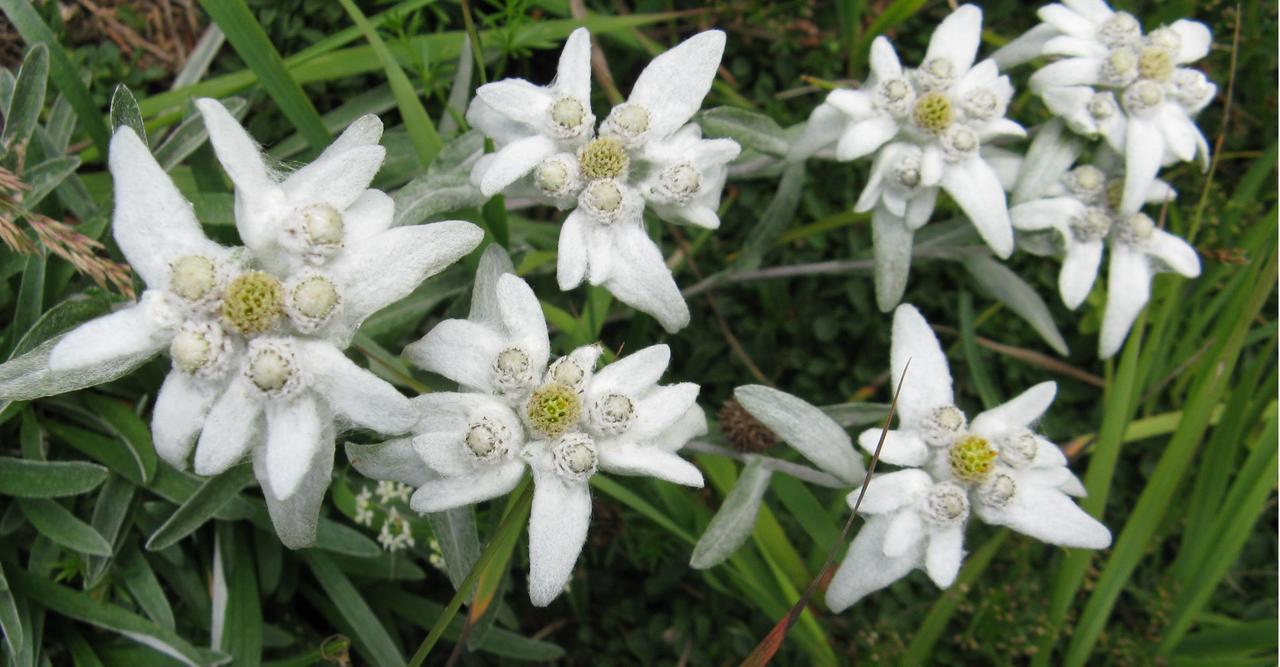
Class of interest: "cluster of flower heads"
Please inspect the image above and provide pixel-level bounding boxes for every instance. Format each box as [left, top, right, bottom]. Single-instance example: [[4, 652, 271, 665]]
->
[[791, 2, 1212, 357], [467, 28, 739, 333], [826, 305, 1110, 609]]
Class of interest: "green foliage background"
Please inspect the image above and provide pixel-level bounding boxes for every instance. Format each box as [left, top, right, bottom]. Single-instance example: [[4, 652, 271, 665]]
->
[[0, 0, 1274, 664]]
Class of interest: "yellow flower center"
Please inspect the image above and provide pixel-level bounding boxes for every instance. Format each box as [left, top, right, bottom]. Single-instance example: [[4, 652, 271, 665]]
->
[[912, 91, 954, 133], [222, 271, 284, 335], [526, 383, 582, 439], [1139, 46, 1174, 82], [949, 435, 997, 483], [578, 138, 629, 181]]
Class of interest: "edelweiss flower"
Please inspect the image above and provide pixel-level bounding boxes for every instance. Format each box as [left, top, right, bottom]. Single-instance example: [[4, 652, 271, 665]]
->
[[827, 305, 1109, 611], [1011, 161, 1200, 357], [466, 28, 739, 332], [792, 5, 1024, 267], [348, 247, 707, 605], [994, 0, 1216, 214]]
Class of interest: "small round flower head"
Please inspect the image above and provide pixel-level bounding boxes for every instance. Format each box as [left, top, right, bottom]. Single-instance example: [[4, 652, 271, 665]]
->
[[169, 255, 220, 304], [875, 78, 916, 117], [590, 393, 636, 436], [977, 471, 1017, 508], [548, 96, 593, 138], [600, 103, 651, 143], [466, 416, 513, 462], [997, 430, 1039, 469], [286, 273, 341, 332], [492, 346, 536, 395], [1122, 79, 1166, 117], [1071, 207, 1114, 243], [914, 57, 957, 91], [221, 271, 285, 335], [922, 481, 970, 526], [651, 163, 702, 204], [948, 435, 998, 483], [1065, 165, 1107, 202], [579, 179, 627, 222], [525, 382, 583, 439], [922, 405, 967, 447], [548, 355, 589, 391], [552, 432, 598, 480], [940, 125, 980, 161], [286, 203, 345, 263], [170, 321, 233, 378], [534, 156, 582, 200], [1099, 11, 1141, 46], [1116, 212, 1157, 244], [245, 338, 303, 397]]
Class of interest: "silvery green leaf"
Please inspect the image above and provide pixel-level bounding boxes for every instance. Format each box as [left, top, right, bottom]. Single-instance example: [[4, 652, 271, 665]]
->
[[962, 254, 1070, 356], [0, 68, 15, 117], [690, 457, 772, 570], [171, 24, 225, 90], [438, 35, 473, 138], [22, 154, 78, 210], [696, 106, 788, 158], [393, 170, 484, 227], [734, 384, 865, 484], [427, 129, 484, 176], [1015, 229, 1062, 257], [109, 84, 146, 147], [2, 44, 48, 154], [733, 161, 805, 271], [0, 560, 22, 657], [154, 97, 248, 171], [425, 506, 481, 590], [45, 93, 75, 151], [1012, 118, 1082, 205], [0, 332, 157, 403], [820, 402, 891, 428]]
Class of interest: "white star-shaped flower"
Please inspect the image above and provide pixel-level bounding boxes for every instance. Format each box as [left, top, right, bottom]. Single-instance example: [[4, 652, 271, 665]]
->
[[826, 304, 1109, 611], [1011, 161, 1200, 357], [349, 247, 706, 605], [994, 1, 1216, 214], [466, 28, 739, 332], [792, 5, 1024, 264]]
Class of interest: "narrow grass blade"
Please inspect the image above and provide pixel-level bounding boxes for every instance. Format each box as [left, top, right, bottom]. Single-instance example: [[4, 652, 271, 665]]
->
[[146, 464, 253, 551], [304, 551, 403, 667]]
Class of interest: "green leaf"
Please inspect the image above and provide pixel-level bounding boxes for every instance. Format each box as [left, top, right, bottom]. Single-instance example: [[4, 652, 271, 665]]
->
[[902, 530, 1009, 662], [198, 0, 330, 151], [153, 97, 248, 171], [337, 0, 440, 166], [734, 162, 805, 272], [382, 588, 565, 661], [961, 254, 1069, 356], [17, 497, 112, 556], [1011, 118, 1082, 205], [214, 524, 263, 664], [303, 552, 404, 667], [83, 393, 158, 483], [0, 456, 107, 497], [108, 84, 146, 146], [1, 42, 47, 154], [690, 456, 773, 569], [0, 0, 110, 154], [696, 106, 788, 157], [146, 464, 253, 551], [424, 506, 480, 590], [4, 564, 223, 665], [86, 474, 136, 587], [117, 546, 175, 630], [46, 421, 149, 485], [8, 254, 45, 359], [0, 560, 23, 657], [22, 154, 80, 210], [10, 291, 116, 360]]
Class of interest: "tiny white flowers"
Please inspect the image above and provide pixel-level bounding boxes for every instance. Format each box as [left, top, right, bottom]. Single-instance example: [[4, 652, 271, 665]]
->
[[467, 28, 740, 332], [791, 5, 1023, 311], [995, 0, 1216, 214], [1011, 160, 1200, 357], [826, 305, 1109, 611], [348, 247, 707, 605]]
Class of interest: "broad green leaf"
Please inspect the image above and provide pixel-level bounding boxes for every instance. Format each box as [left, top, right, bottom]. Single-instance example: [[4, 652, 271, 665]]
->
[[198, 0, 330, 151], [5, 565, 223, 665], [17, 497, 112, 556], [690, 457, 773, 569], [735, 385, 864, 484], [425, 506, 480, 590], [147, 464, 253, 551], [0, 0, 110, 153], [697, 106, 788, 157], [303, 552, 403, 667], [961, 254, 1070, 356], [1, 42, 47, 153], [0, 456, 107, 497], [108, 84, 146, 146], [83, 393, 158, 483]]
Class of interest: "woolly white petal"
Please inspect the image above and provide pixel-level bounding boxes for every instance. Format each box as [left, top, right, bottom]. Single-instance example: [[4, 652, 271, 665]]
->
[[836, 115, 898, 162], [1029, 57, 1101, 92], [265, 394, 327, 500], [598, 441, 703, 487], [469, 245, 517, 327], [409, 460, 525, 513], [320, 114, 383, 155], [971, 381, 1057, 438], [626, 383, 700, 443], [345, 437, 435, 488], [857, 428, 931, 467], [1121, 118, 1165, 214], [856, 469, 932, 515], [0, 333, 156, 401], [552, 28, 594, 101], [1060, 239, 1104, 309], [872, 207, 913, 313], [890, 304, 953, 425], [48, 300, 170, 372], [528, 468, 592, 606], [941, 157, 1013, 258], [905, 188, 939, 230], [1033, 435, 1069, 469], [480, 135, 557, 196], [1158, 106, 1198, 164], [556, 209, 590, 290], [1009, 197, 1083, 233], [152, 370, 219, 469], [826, 89, 873, 119], [826, 514, 924, 612], [195, 98, 275, 202], [868, 36, 903, 80], [497, 274, 550, 373], [411, 432, 476, 478], [343, 189, 395, 247], [601, 225, 690, 333], [977, 481, 1111, 549], [1146, 229, 1201, 278], [788, 102, 847, 162], [194, 378, 263, 476], [591, 345, 670, 397], [108, 129, 222, 287], [1099, 244, 1153, 358], [1042, 85, 1100, 135], [404, 319, 504, 393], [920, 146, 944, 188], [474, 79, 554, 129], [302, 342, 415, 433], [1036, 4, 1095, 39], [925, 5, 983, 75], [627, 30, 725, 140], [925, 526, 965, 588], [734, 385, 864, 484], [992, 22, 1060, 69], [883, 509, 926, 558], [333, 221, 483, 330], [1061, 0, 1113, 22], [254, 433, 332, 550], [1171, 20, 1213, 64], [650, 404, 708, 452], [284, 144, 385, 212]]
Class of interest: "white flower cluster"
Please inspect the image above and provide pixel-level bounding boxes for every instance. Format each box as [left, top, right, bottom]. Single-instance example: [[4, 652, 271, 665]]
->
[[348, 247, 707, 606], [467, 28, 740, 333], [827, 305, 1110, 610]]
